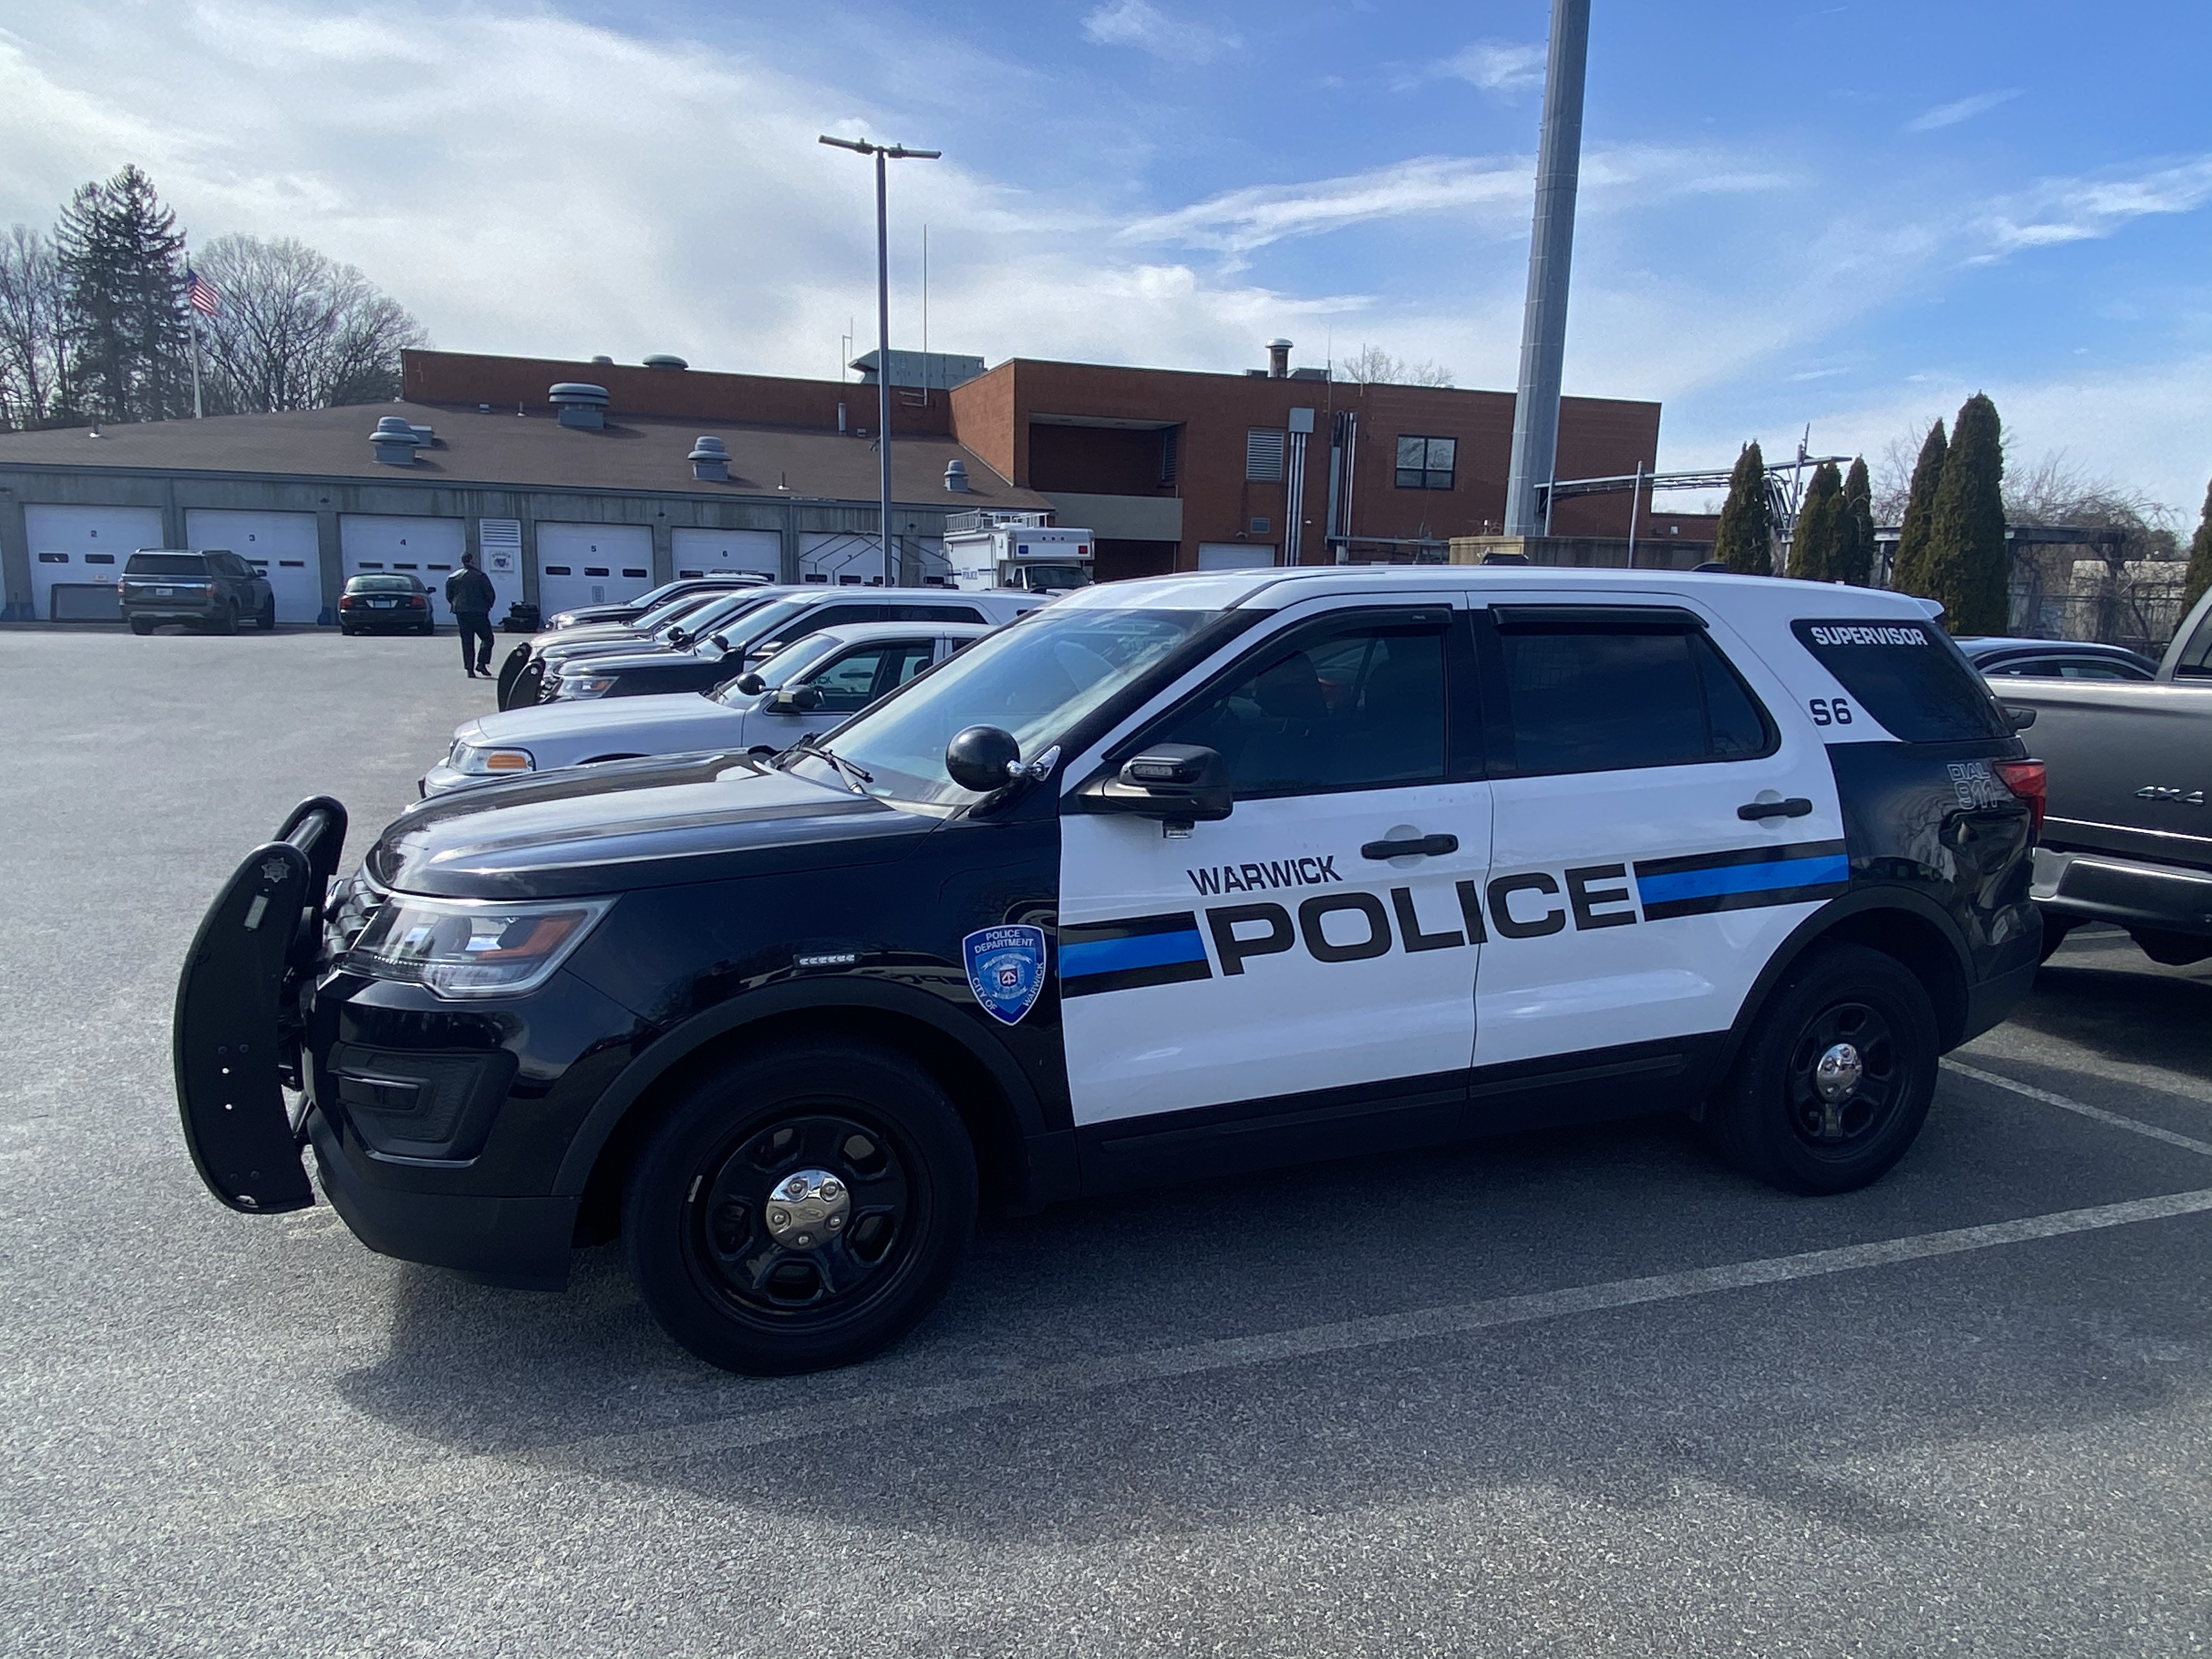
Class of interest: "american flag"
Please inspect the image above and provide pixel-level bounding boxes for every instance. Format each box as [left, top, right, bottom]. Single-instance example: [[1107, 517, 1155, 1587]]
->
[[185, 269, 220, 317]]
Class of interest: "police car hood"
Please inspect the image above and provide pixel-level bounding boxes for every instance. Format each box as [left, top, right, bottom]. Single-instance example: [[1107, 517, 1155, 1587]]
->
[[457, 692, 744, 755], [369, 753, 929, 899]]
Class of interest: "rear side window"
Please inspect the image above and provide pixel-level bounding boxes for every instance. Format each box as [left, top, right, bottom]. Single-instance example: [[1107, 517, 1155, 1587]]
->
[[1497, 624, 1773, 777], [1793, 619, 2010, 742], [2172, 607, 2212, 679], [126, 553, 206, 576]]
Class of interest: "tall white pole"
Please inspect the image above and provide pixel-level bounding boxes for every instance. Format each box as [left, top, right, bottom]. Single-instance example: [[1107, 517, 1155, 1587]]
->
[[1502, 0, 1592, 538], [876, 148, 894, 588]]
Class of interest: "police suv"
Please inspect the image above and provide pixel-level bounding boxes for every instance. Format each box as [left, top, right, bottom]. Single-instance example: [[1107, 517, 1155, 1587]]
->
[[176, 567, 2044, 1375]]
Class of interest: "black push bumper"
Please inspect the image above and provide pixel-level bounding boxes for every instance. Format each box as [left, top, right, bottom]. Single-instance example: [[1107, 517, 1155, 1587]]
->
[[173, 797, 349, 1212]]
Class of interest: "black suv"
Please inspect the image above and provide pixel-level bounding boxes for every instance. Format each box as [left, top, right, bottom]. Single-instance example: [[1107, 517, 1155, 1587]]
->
[[120, 550, 275, 634]]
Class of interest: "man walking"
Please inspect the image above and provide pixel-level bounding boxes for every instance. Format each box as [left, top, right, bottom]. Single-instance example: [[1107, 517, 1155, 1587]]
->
[[445, 551, 498, 679]]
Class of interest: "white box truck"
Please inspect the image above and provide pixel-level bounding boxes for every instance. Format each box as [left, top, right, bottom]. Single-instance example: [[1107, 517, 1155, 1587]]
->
[[944, 512, 1094, 593]]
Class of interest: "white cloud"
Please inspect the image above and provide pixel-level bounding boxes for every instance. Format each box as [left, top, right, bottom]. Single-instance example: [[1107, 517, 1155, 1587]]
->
[[1977, 156, 2212, 258], [1435, 41, 1545, 95], [1121, 147, 1794, 255], [1905, 88, 2023, 133], [1079, 0, 1239, 65]]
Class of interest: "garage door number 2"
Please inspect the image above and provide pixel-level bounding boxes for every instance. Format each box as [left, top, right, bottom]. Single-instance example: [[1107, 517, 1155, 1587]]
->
[[1808, 697, 1853, 727]]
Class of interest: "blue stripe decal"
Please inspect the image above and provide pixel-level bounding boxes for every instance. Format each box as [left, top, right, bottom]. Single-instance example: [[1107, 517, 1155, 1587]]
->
[[1061, 929, 1208, 979], [1636, 854, 1849, 907]]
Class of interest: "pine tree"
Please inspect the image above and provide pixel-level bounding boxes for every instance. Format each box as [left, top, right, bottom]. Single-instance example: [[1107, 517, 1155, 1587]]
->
[[2181, 474, 2212, 614], [1923, 392, 2008, 633], [1790, 459, 1844, 582], [1714, 442, 1774, 575], [1837, 456, 1876, 586], [55, 165, 189, 423], [1891, 420, 1947, 596]]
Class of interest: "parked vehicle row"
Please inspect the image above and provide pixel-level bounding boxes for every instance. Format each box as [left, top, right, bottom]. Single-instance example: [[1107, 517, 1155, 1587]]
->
[[177, 566, 2042, 1378]]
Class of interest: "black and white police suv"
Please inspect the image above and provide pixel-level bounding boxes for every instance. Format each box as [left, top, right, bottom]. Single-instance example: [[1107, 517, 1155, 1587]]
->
[[176, 567, 2045, 1375]]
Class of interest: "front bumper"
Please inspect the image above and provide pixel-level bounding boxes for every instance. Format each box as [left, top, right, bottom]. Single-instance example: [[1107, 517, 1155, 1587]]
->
[[2033, 847, 2212, 938], [308, 1108, 575, 1290]]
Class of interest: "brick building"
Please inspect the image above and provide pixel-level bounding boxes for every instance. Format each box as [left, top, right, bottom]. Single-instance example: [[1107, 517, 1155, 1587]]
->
[[1, 344, 1689, 623]]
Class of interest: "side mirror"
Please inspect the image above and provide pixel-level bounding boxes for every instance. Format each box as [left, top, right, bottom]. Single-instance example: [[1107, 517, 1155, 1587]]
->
[[769, 685, 822, 714], [732, 672, 766, 697], [2002, 703, 2038, 731], [946, 725, 1023, 792], [1081, 744, 1233, 822], [667, 628, 691, 647]]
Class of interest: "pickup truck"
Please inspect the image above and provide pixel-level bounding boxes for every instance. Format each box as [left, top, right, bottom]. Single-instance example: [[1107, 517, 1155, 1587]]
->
[[1993, 588, 2212, 964]]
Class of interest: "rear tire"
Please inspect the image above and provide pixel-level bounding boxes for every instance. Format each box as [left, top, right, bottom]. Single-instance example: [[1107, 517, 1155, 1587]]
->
[[129, 617, 155, 636], [210, 602, 237, 636], [624, 1040, 977, 1375], [2038, 915, 2075, 964], [1706, 943, 1938, 1195]]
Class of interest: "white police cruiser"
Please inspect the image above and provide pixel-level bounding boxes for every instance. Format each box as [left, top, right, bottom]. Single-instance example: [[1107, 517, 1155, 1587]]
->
[[175, 567, 2044, 1375], [424, 620, 993, 796]]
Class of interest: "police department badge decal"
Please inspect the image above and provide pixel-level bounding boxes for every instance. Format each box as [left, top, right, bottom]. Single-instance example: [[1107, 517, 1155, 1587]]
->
[[962, 924, 1048, 1026]]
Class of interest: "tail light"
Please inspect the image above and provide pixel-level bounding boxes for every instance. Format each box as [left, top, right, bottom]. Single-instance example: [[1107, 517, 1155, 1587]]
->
[[407, 594, 426, 608], [338, 594, 356, 610], [1993, 758, 2046, 840]]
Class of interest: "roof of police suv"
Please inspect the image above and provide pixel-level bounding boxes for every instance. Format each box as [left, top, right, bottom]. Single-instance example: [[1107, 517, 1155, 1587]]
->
[[1059, 565, 1940, 619]]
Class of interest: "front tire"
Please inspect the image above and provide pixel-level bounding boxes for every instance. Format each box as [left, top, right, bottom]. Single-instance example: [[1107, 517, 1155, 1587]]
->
[[624, 1040, 977, 1375], [1706, 943, 1938, 1195], [256, 596, 277, 631]]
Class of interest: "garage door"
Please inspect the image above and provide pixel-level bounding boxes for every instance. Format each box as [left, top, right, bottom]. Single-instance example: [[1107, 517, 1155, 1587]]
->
[[671, 527, 781, 580], [338, 515, 473, 624], [24, 504, 165, 620], [535, 522, 655, 617], [185, 509, 323, 624], [1197, 542, 1277, 571]]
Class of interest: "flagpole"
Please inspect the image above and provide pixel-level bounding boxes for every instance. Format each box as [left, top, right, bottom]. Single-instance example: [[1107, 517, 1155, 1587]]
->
[[184, 252, 205, 420]]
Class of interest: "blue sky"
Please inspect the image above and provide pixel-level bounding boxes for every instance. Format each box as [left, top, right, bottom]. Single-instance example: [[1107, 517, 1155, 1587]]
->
[[3, 0, 2208, 511]]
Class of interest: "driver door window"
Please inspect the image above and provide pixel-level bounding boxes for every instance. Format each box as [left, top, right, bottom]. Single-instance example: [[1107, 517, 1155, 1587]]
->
[[808, 640, 938, 714]]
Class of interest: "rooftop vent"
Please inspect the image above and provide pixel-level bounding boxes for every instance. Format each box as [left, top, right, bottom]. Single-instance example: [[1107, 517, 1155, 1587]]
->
[[370, 414, 420, 465], [688, 433, 729, 482], [1266, 337, 1293, 379], [590, 355, 614, 365], [642, 353, 689, 371], [408, 423, 436, 445], [548, 382, 610, 430], [943, 458, 970, 493]]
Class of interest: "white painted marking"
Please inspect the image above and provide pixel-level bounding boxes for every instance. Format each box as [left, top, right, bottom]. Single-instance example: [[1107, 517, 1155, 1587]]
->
[[1943, 1059, 2212, 1159], [185, 1185, 2212, 1534]]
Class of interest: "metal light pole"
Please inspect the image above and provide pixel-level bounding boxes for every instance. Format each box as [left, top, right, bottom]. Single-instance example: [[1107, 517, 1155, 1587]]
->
[[819, 134, 940, 587], [1502, 0, 1592, 539]]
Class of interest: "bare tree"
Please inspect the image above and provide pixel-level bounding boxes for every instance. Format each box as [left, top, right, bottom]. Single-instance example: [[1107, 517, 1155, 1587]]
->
[[195, 234, 428, 413], [2002, 448, 2176, 555], [1336, 342, 1455, 387], [0, 225, 68, 428]]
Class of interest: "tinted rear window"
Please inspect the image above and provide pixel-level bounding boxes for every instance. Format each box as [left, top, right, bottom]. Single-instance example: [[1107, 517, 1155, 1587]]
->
[[1793, 619, 2010, 742], [1499, 625, 1773, 777], [348, 576, 419, 592], [125, 553, 206, 576]]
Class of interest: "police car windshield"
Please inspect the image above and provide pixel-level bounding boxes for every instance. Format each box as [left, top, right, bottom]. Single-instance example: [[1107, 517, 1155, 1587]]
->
[[789, 607, 1218, 806], [712, 632, 841, 703], [656, 591, 777, 643]]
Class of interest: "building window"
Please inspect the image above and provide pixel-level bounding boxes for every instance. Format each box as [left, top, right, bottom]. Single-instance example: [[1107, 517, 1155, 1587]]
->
[[1249, 517, 1271, 534], [1160, 427, 1179, 487], [1246, 428, 1285, 482], [1395, 436, 1457, 490]]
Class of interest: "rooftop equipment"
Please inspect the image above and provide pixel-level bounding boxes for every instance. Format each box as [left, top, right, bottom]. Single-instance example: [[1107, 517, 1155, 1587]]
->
[[548, 382, 610, 430], [370, 415, 420, 465], [688, 435, 730, 482]]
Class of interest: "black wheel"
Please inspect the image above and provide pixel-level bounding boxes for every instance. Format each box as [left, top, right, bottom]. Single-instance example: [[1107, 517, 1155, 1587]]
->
[[624, 1041, 976, 1375], [256, 596, 278, 631], [417, 618, 435, 635], [128, 617, 155, 636], [210, 602, 237, 636], [1706, 943, 1938, 1194]]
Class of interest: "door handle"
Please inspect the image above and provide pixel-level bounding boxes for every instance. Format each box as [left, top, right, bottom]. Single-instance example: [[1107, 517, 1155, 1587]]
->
[[1737, 797, 1813, 821], [1361, 833, 1459, 860]]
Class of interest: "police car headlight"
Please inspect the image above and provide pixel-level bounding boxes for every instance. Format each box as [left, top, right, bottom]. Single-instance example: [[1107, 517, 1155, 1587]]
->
[[561, 671, 617, 698], [452, 742, 534, 775], [342, 895, 614, 998]]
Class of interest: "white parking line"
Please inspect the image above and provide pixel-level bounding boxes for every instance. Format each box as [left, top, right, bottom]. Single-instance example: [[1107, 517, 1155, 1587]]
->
[[1943, 1058, 2212, 1159], [187, 1183, 2212, 1536]]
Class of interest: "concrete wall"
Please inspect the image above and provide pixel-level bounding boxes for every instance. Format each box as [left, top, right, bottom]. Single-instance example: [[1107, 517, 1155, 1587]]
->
[[0, 465, 967, 620]]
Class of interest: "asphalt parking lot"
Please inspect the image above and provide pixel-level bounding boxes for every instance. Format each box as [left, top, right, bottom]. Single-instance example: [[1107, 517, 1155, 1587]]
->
[[3, 626, 2210, 1657]]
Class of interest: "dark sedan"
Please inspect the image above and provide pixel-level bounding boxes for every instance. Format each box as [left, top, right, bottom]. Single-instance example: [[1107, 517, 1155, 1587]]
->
[[1957, 636, 2159, 681], [338, 574, 435, 635]]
